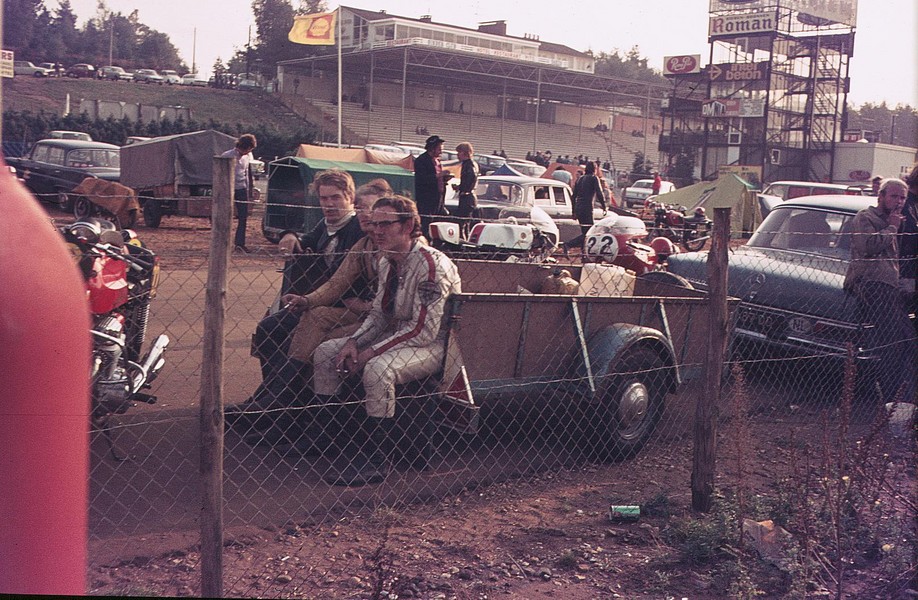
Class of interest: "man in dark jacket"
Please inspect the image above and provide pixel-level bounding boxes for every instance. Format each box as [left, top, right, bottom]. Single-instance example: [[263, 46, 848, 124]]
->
[[250, 169, 365, 394], [414, 135, 450, 235], [562, 161, 606, 254]]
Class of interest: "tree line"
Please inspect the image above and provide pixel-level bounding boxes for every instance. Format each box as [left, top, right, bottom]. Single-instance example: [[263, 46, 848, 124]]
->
[[2, 110, 319, 162], [4, 0, 185, 72]]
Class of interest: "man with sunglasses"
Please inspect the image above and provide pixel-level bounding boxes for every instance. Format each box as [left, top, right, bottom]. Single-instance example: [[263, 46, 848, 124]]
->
[[313, 195, 461, 486]]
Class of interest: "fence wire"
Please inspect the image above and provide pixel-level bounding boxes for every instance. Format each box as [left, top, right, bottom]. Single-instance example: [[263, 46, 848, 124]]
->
[[68, 202, 917, 599]]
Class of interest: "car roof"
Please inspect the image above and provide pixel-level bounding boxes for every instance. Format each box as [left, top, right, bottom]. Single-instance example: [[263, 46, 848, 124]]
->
[[766, 180, 853, 188], [778, 194, 876, 213], [36, 139, 119, 150], [479, 175, 566, 186]]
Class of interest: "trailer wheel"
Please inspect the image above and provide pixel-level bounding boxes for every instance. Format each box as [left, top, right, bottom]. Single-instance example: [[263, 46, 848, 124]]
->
[[585, 346, 665, 462], [73, 196, 94, 220], [142, 198, 162, 228]]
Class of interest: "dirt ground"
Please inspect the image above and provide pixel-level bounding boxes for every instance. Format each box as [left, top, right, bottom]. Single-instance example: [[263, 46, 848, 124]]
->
[[52, 202, 916, 599]]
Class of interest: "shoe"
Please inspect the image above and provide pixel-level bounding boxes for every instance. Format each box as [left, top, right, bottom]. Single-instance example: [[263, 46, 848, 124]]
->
[[324, 417, 390, 487], [234, 245, 251, 253]]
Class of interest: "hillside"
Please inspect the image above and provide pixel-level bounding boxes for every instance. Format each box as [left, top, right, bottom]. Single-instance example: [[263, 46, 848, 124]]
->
[[2, 77, 310, 133]]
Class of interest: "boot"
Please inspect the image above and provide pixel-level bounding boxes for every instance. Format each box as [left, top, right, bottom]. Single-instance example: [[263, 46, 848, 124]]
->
[[231, 359, 308, 435], [324, 416, 391, 487]]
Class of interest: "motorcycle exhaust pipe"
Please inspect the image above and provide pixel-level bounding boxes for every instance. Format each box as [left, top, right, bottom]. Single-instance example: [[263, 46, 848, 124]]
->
[[132, 334, 170, 391]]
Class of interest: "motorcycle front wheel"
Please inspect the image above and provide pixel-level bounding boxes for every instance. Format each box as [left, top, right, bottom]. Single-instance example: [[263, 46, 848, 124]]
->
[[682, 233, 708, 252]]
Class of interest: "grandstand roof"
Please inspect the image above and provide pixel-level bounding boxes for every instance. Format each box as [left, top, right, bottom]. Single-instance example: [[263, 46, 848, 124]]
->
[[343, 5, 588, 59]]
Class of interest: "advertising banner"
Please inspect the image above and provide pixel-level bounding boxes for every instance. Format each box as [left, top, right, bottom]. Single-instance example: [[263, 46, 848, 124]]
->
[[708, 62, 767, 82], [0, 50, 13, 79], [663, 55, 702, 76], [708, 0, 857, 27], [709, 11, 777, 37], [702, 98, 766, 117]]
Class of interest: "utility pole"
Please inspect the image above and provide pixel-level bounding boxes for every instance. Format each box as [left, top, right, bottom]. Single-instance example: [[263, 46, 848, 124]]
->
[[192, 27, 197, 74], [108, 18, 113, 66]]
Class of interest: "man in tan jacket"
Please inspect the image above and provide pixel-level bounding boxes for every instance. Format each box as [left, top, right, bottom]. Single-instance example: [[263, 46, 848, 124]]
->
[[844, 178, 915, 405]]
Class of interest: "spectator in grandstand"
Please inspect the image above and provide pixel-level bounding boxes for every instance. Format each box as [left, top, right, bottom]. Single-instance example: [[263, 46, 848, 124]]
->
[[844, 177, 915, 405], [221, 134, 258, 252], [452, 142, 480, 237], [240, 170, 365, 420], [313, 196, 461, 486], [562, 161, 607, 255], [415, 135, 451, 234]]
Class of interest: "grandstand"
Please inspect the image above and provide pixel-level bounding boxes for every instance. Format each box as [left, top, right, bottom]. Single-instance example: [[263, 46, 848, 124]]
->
[[277, 6, 666, 175]]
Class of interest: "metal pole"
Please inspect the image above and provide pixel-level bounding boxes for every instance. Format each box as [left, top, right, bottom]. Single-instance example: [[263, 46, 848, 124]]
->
[[643, 84, 650, 170], [368, 52, 375, 143], [336, 12, 342, 147], [400, 47, 408, 143], [533, 69, 541, 153], [499, 79, 506, 152]]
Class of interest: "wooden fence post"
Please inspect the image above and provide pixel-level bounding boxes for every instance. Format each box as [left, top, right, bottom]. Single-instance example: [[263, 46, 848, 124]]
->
[[692, 206, 731, 512], [200, 155, 233, 597]]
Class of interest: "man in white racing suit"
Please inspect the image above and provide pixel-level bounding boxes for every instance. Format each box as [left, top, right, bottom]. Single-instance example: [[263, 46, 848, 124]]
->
[[313, 195, 462, 486]]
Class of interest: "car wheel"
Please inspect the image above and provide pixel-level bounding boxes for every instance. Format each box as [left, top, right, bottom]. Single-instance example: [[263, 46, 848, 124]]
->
[[142, 198, 163, 228], [73, 196, 94, 220], [581, 346, 665, 462]]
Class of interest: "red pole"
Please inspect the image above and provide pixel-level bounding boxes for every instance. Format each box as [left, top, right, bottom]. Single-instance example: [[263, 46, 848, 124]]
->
[[0, 161, 90, 594]]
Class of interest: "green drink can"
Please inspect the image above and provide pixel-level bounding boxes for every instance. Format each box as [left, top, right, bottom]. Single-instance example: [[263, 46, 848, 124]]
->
[[608, 505, 641, 522]]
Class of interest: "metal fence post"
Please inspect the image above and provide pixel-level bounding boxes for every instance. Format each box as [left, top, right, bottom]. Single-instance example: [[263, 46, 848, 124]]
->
[[692, 206, 730, 512], [200, 155, 233, 597]]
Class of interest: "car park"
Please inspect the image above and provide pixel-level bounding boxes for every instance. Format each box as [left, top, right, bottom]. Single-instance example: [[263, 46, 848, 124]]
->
[[622, 178, 676, 208], [98, 65, 133, 81], [13, 61, 51, 77], [181, 73, 208, 87], [664, 194, 907, 368], [65, 63, 95, 78], [6, 139, 120, 210], [160, 69, 182, 84], [133, 68, 165, 84]]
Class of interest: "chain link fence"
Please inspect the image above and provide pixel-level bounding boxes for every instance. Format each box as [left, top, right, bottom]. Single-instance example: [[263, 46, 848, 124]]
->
[[67, 195, 916, 598]]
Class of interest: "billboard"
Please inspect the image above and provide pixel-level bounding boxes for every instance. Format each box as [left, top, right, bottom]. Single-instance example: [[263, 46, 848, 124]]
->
[[709, 11, 777, 37], [702, 98, 766, 117], [708, 0, 857, 27], [663, 55, 702, 76], [708, 62, 767, 82]]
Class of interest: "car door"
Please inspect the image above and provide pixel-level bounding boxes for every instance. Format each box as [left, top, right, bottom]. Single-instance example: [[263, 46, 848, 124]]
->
[[21, 143, 58, 195]]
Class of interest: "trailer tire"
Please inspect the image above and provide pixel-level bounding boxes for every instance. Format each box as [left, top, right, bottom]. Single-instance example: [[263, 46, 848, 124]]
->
[[585, 346, 665, 462], [73, 196, 94, 220], [143, 198, 162, 228]]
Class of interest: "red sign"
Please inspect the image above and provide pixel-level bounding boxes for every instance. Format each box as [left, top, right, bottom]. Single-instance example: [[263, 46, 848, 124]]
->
[[663, 55, 701, 76], [848, 170, 871, 182]]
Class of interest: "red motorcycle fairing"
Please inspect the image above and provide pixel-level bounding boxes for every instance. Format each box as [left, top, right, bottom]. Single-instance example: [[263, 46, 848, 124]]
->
[[86, 254, 129, 314]]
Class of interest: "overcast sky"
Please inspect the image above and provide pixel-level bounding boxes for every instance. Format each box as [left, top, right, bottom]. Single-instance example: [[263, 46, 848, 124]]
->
[[63, 0, 917, 108]]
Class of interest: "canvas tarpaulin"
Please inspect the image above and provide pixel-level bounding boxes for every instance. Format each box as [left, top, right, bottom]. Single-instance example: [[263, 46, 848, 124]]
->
[[120, 130, 237, 190], [295, 144, 415, 171], [651, 174, 759, 235]]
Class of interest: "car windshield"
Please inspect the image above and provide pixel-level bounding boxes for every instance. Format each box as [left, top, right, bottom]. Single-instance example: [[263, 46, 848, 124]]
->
[[633, 181, 653, 189], [475, 181, 522, 204], [66, 148, 120, 169], [747, 207, 854, 259]]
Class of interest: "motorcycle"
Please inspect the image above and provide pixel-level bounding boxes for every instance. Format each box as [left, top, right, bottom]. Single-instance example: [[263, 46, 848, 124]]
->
[[582, 213, 659, 275], [646, 202, 712, 252], [61, 218, 170, 460], [428, 205, 560, 263]]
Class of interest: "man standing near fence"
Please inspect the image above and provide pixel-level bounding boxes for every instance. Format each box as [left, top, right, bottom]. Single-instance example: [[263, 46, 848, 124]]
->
[[414, 135, 451, 235], [844, 178, 916, 406], [222, 134, 258, 252]]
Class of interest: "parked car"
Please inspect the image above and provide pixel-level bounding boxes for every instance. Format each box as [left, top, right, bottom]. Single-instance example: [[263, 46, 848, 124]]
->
[[389, 142, 426, 158], [474, 153, 507, 175], [39, 62, 62, 76], [622, 178, 676, 208], [665, 195, 908, 370], [65, 63, 96, 78], [237, 78, 260, 91], [444, 174, 603, 243], [133, 68, 164, 84], [505, 159, 545, 177], [124, 136, 151, 146], [49, 130, 93, 141], [181, 73, 208, 87], [160, 69, 182, 84], [13, 61, 50, 77], [6, 139, 120, 210], [98, 65, 133, 81], [757, 180, 867, 217]]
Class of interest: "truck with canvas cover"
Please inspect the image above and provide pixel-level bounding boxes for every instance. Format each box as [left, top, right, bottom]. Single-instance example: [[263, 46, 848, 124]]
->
[[120, 130, 237, 227]]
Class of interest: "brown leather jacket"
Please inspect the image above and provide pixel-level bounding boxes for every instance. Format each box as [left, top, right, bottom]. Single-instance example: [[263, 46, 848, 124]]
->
[[844, 205, 900, 293]]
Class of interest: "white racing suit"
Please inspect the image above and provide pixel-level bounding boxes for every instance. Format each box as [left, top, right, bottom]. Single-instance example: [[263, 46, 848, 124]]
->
[[313, 241, 462, 418]]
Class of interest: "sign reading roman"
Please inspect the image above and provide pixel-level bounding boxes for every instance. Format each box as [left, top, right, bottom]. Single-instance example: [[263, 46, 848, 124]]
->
[[664, 55, 702, 76], [709, 11, 777, 37], [708, 62, 767, 82], [708, 0, 857, 28]]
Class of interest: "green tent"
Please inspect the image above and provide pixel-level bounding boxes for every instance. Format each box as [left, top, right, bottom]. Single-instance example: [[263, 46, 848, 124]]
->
[[262, 157, 415, 243], [652, 174, 759, 236]]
